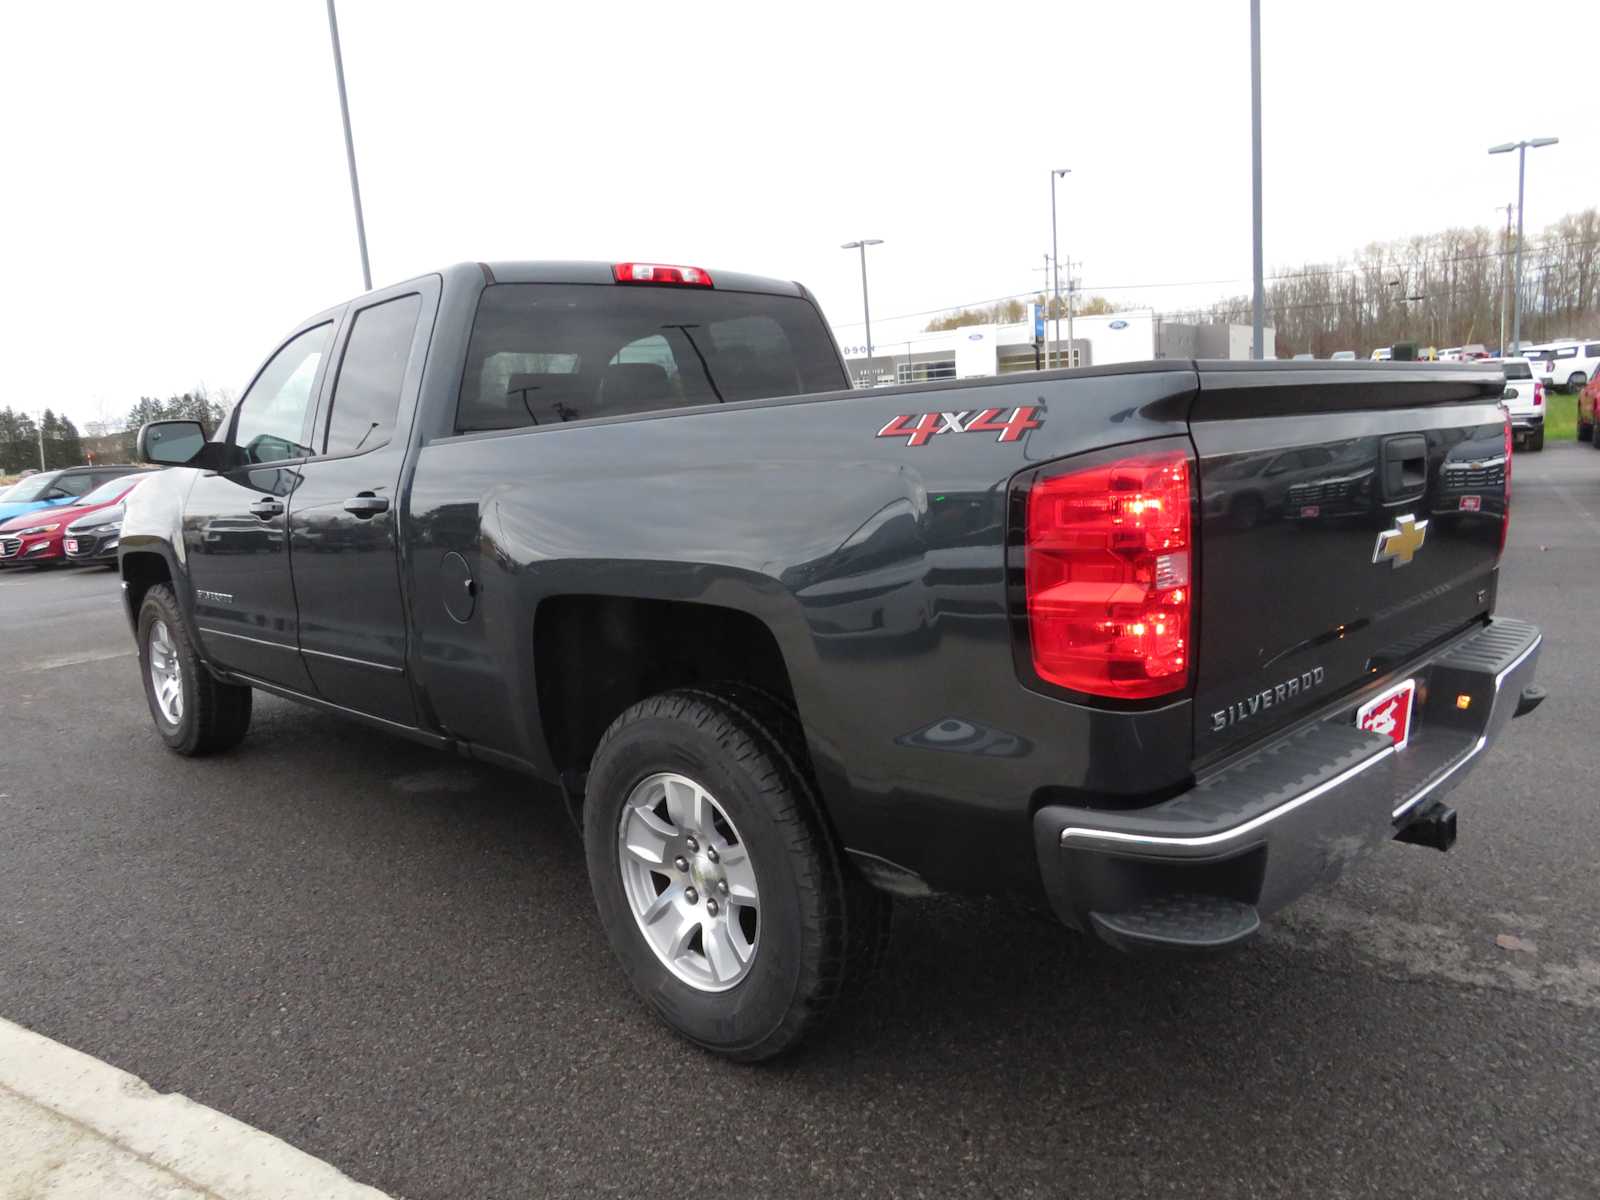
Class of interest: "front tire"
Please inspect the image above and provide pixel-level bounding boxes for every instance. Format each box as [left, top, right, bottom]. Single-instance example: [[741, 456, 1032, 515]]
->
[[584, 685, 888, 1061], [137, 583, 253, 755]]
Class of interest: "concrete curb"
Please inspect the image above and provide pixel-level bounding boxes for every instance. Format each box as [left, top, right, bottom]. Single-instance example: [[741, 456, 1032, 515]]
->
[[0, 1017, 395, 1200]]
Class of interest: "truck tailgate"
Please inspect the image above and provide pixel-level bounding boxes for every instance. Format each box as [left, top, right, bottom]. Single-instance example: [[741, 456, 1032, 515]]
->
[[1189, 363, 1510, 763]]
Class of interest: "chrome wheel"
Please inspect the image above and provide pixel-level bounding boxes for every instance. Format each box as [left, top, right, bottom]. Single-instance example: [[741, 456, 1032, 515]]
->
[[617, 772, 760, 992], [147, 619, 184, 725]]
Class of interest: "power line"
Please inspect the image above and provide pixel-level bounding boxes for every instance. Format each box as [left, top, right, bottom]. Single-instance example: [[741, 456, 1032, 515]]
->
[[830, 235, 1600, 330]]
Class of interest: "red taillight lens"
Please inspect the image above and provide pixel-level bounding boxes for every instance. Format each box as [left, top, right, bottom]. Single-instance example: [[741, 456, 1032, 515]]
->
[[1025, 447, 1194, 700], [612, 262, 714, 287], [1500, 415, 1513, 554], [1533, 381, 1544, 406]]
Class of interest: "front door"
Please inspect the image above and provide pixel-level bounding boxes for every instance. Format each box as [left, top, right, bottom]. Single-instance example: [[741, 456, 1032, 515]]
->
[[184, 321, 335, 691], [287, 285, 433, 725]]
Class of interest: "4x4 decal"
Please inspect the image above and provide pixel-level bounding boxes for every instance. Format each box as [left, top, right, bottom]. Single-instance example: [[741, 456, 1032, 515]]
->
[[876, 406, 1043, 447]]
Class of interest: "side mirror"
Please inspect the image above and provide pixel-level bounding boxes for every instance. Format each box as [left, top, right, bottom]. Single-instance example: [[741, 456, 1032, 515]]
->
[[138, 420, 207, 466]]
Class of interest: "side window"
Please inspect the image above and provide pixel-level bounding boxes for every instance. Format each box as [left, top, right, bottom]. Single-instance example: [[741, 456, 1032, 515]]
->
[[1586, 345, 1600, 358], [56, 474, 93, 496], [233, 324, 334, 466], [324, 294, 422, 456]]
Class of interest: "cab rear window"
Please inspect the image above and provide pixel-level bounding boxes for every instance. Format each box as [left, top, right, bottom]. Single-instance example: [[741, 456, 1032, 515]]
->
[[456, 284, 847, 432], [1503, 362, 1532, 380]]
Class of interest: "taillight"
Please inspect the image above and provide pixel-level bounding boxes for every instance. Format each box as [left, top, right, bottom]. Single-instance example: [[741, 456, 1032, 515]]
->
[[1533, 381, 1544, 406], [612, 262, 714, 287], [1500, 415, 1513, 554], [1024, 446, 1195, 700]]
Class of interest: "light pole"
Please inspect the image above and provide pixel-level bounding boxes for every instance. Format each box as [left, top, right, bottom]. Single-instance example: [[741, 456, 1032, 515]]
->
[[1050, 168, 1070, 369], [841, 239, 884, 378], [1495, 202, 1514, 357], [1249, 0, 1264, 359], [1489, 137, 1558, 354], [325, 0, 372, 291]]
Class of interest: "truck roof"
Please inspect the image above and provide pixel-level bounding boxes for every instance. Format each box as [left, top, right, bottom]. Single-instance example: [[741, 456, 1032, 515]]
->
[[473, 260, 807, 298]]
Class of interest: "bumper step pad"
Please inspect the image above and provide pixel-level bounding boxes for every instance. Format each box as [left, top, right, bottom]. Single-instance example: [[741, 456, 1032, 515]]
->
[[1090, 893, 1261, 954]]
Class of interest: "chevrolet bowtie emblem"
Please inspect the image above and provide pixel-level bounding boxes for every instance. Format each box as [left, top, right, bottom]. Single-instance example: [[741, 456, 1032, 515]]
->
[[1373, 513, 1429, 568]]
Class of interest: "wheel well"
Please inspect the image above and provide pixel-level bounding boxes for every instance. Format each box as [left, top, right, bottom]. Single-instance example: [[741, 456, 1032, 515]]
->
[[535, 595, 799, 776], [121, 551, 172, 625]]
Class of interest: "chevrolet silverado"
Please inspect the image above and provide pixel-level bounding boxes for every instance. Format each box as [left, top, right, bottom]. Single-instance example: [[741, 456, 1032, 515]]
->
[[122, 260, 1546, 1059]]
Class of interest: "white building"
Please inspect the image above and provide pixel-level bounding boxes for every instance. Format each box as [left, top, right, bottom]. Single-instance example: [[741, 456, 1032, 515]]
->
[[836, 309, 1273, 389]]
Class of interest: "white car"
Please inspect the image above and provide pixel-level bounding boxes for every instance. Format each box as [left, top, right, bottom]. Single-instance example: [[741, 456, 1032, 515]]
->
[[1520, 339, 1600, 392], [1500, 357, 1545, 450]]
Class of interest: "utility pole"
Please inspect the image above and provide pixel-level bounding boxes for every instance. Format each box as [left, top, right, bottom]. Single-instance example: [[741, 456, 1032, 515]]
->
[[1065, 256, 1076, 367], [1489, 137, 1558, 355], [37, 415, 46, 471], [841, 239, 884, 373], [1249, 0, 1265, 359], [325, 0, 372, 291], [1050, 168, 1070, 370], [1496, 202, 1514, 357]]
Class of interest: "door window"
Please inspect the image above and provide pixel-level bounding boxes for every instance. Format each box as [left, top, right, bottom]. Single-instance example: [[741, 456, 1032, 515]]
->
[[324, 294, 422, 455], [233, 324, 334, 466]]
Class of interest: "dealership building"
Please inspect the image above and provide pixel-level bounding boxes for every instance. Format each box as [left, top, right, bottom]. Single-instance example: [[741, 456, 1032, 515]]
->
[[837, 309, 1275, 388]]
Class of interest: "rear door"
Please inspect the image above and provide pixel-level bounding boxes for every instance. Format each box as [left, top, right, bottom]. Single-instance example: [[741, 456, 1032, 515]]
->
[[286, 278, 437, 725], [1189, 363, 1508, 763]]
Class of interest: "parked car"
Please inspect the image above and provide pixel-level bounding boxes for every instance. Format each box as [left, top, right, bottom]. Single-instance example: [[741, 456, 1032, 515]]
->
[[63, 475, 156, 566], [1521, 340, 1600, 393], [0, 464, 148, 527], [1580, 372, 1599, 444], [0, 473, 154, 568], [1500, 357, 1545, 450], [122, 260, 1544, 1060], [1329, 350, 1357, 361]]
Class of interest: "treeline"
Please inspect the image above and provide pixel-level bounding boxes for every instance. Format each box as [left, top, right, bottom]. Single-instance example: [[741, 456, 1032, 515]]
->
[[1174, 208, 1599, 357], [0, 410, 82, 474], [1, 390, 228, 475]]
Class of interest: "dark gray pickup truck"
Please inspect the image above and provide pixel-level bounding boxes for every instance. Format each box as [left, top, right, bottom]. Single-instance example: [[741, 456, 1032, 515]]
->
[[124, 260, 1545, 1059]]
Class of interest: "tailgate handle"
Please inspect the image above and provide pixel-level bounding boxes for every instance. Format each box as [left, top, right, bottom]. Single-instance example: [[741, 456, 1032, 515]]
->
[[1381, 434, 1428, 501]]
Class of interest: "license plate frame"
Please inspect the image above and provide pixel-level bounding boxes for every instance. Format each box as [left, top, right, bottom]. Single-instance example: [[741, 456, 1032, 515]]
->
[[1356, 677, 1417, 751], [63, 538, 78, 554]]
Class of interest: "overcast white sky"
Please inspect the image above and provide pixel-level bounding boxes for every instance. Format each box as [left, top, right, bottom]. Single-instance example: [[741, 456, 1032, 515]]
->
[[1, 0, 1593, 428]]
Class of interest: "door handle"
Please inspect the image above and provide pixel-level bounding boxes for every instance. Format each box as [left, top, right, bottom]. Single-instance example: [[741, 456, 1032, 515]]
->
[[343, 492, 390, 519], [249, 496, 284, 520]]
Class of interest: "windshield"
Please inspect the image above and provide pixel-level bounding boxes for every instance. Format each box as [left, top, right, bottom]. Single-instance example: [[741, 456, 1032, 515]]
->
[[76, 476, 140, 506], [457, 284, 848, 432], [3, 473, 63, 503]]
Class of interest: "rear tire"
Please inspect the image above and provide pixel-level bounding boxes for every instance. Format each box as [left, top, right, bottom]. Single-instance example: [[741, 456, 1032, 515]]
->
[[584, 685, 888, 1061], [1528, 427, 1545, 451], [1568, 372, 1586, 394], [137, 583, 253, 756]]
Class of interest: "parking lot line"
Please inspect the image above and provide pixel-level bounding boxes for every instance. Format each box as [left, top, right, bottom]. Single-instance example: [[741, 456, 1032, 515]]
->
[[18, 648, 135, 673], [0, 1018, 392, 1200]]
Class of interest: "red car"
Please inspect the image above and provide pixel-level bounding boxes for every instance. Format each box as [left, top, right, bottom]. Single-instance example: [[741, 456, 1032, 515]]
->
[[0, 475, 150, 568]]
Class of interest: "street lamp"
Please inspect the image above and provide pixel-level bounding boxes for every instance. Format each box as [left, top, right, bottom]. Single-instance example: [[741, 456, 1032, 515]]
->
[[1050, 168, 1070, 369], [1249, 0, 1264, 360], [1489, 136, 1558, 354], [325, 0, 372, 291], [841, 239, 884, 378]]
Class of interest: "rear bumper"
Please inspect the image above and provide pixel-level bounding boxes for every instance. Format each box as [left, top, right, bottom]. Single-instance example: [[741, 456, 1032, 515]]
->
[[1508, 412, 1543, 431], [1033, 617, 1542, 950]]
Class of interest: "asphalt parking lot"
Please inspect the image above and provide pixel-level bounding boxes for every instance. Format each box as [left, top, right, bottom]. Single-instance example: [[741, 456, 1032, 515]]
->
[[2, 444, 1597, 1200]]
